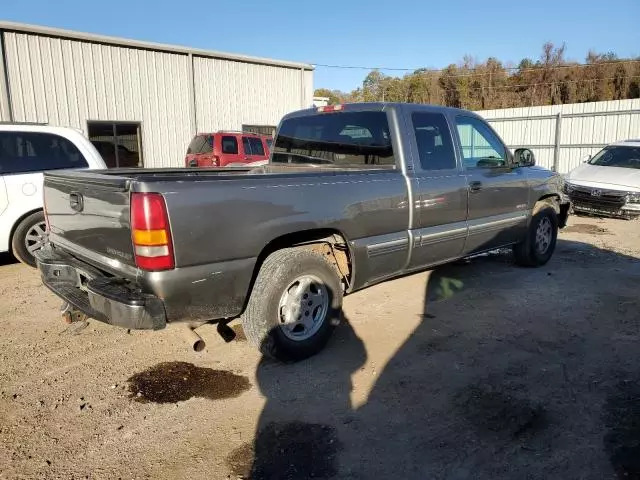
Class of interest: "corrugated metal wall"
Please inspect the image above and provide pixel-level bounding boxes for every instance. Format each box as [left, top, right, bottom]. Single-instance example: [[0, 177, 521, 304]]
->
[[194, 57, 312, 133], [478, 99, 640, 173], [0, 34, 11, 122], [0, 29, 314, 167], [2, 31, 192, 167]]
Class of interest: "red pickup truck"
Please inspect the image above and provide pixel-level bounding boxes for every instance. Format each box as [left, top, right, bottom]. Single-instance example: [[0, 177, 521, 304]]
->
[[185, 131, 271, 167]]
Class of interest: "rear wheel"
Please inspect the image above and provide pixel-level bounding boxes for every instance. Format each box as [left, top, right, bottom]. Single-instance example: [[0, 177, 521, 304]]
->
[[11, 211, 47, 268], [241, 247, 343, 362], [513, 207, 558, 267]]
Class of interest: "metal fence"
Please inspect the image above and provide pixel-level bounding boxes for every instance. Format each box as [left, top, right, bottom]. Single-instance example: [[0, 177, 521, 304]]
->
[[477, 99, 640, 173]]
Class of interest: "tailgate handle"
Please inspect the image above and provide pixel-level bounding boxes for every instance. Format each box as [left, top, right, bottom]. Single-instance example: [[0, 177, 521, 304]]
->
[[69, 192, 84, 212]]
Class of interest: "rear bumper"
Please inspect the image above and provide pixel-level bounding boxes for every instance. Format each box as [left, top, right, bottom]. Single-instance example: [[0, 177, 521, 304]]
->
[[36, 246, 166, 330]]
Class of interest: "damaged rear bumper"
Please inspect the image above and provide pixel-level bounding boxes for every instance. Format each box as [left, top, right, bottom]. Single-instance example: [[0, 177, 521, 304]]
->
[[35, 246, 166, 330]]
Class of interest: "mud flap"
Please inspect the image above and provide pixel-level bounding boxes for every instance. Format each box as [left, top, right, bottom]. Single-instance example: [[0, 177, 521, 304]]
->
[[559, 202, 570, 229]]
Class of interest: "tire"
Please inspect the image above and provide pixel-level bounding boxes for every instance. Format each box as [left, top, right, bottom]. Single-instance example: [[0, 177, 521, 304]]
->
[[11, 211, 47, 268], [513, 207, 558, 267], [241, 247, 343, 362]]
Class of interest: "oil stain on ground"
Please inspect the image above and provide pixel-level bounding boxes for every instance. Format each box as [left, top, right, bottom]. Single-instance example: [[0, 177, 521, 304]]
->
[[455, 383, 546, 438], [563, 224, 610, 235], [603, 379, 640, 479], [127, 361, 251, 403], [227, 421, 341, 479]]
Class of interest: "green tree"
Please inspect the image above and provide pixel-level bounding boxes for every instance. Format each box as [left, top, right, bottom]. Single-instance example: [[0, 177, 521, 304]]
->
[[314, 43, 640, 110], [313, 88, 345, 105]]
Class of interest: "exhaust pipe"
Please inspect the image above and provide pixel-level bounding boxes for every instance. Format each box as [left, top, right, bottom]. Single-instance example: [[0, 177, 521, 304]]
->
[[183, 326, 205, 352], [60, 302, 88, 324]]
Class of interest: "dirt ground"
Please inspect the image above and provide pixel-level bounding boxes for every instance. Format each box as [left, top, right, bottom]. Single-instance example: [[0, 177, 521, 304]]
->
[[1, 215, 639, 479]]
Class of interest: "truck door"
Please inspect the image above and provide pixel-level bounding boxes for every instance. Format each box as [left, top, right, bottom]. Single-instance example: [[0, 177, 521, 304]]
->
[[453, 115, 529, 254], [406, 108, 469, 269]]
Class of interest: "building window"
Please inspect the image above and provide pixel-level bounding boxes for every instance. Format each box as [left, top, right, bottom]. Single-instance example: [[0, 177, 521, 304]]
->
[[87, 121, 143, 168], [243, 124, 276, 137]]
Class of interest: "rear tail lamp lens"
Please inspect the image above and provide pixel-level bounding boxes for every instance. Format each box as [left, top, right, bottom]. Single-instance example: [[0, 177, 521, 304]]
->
[[131, 193, 174, 270]]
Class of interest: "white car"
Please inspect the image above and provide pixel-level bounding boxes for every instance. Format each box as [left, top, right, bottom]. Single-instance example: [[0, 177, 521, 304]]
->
[[0, 124, 106, 266], [564, 139, 640, 219]]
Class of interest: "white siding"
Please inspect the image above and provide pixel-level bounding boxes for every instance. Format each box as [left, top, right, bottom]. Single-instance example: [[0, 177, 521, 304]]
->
[[193, 57, 312, 133], [0, 34, 9, 121], [3, 32, 192, 167], [478, 99, 640, 173], [1, 27, 313, 167]]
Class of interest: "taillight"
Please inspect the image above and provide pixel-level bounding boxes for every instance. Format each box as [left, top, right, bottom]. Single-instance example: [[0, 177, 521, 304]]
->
[[131, 193, 174, 271], [317, 104, 344, 113]]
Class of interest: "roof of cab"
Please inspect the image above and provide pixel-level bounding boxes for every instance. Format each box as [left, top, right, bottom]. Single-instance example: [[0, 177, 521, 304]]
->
[[285, 102, 482, 120], [611, 139, 640, 148]]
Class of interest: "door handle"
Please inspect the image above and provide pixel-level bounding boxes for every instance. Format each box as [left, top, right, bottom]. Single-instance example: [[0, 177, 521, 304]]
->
[[69, 192, 84, 212], [469, 181, 482, 193]]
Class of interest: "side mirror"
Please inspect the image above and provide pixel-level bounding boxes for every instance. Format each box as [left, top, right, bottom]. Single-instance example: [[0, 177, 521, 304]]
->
[[581, 154, 592, 163], [514, 148, 535, 167]]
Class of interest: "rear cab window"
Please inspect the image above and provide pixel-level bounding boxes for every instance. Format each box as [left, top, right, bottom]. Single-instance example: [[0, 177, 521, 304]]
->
[[273, 110, 396, 168], [0, 132, 88, 174]]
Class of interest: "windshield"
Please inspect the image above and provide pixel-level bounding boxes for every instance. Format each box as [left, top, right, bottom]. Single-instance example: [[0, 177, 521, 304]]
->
[[272, 111, 396, 168], [588, 146, 640, 169]]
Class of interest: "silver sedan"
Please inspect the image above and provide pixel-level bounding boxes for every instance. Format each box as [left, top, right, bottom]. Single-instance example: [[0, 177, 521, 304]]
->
[[564, 139, 640, 219]]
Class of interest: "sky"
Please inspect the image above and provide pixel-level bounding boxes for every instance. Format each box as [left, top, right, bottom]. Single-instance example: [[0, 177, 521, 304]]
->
[[2, 0, 639, 92]]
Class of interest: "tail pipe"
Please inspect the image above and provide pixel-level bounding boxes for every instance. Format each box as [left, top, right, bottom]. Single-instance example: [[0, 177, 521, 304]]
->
[[182, 326, 205, 352]]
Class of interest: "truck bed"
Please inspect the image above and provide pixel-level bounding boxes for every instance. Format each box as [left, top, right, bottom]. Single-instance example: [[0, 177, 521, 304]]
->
[[44, 164, 392, 184]]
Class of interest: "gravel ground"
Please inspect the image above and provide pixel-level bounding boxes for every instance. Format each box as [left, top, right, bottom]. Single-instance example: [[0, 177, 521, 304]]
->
[[0, 215, 639, 479]]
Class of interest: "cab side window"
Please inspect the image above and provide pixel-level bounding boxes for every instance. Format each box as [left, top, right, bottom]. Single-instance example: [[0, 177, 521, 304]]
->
[[0, 132, 88, 174], [412, 112, 456, 170], [247, 137, 265, 156], [221, 136, 238, 154], [241, 136, 252, 156], [455, 116, 506, 168]]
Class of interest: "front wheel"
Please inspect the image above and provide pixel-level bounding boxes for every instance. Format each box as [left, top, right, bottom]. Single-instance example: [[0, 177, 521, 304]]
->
[[241, 247, 343, 362], [11, 211, 47, 268], [513, 207, 558, 267]]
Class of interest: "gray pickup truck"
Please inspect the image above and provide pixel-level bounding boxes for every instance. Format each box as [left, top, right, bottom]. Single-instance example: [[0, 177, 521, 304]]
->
[[36, 103, 570, 361]]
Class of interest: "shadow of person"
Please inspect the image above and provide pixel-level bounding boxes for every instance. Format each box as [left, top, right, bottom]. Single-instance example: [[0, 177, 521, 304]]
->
[[240, 239, 640, 479], [233, 317, 366, 480], [356, 240, 640, 479]]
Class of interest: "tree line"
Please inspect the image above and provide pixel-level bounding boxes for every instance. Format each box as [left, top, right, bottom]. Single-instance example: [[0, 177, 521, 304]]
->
[[314, 43, 640, 110]]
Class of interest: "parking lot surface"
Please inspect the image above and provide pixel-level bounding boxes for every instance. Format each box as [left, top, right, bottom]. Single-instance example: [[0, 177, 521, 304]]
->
[[1, 216, 640, 479]]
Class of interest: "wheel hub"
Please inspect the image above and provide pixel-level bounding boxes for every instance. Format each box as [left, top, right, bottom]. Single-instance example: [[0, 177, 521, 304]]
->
[[278, 274, 329, 341], [25, 221, 47, 255], [535, 217, 552, 254]]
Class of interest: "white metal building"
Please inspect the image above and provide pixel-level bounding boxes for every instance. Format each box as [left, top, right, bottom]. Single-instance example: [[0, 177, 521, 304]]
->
[[478, 99, 640, 173], [0, 22, 314, 167]]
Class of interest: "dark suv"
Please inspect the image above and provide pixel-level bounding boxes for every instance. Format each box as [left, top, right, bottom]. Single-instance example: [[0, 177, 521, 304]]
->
[[185, 131, 271, 167]]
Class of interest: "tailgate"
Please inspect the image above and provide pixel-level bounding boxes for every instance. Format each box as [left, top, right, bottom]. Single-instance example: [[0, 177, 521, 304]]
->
[[44, 171, 136, 267]]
